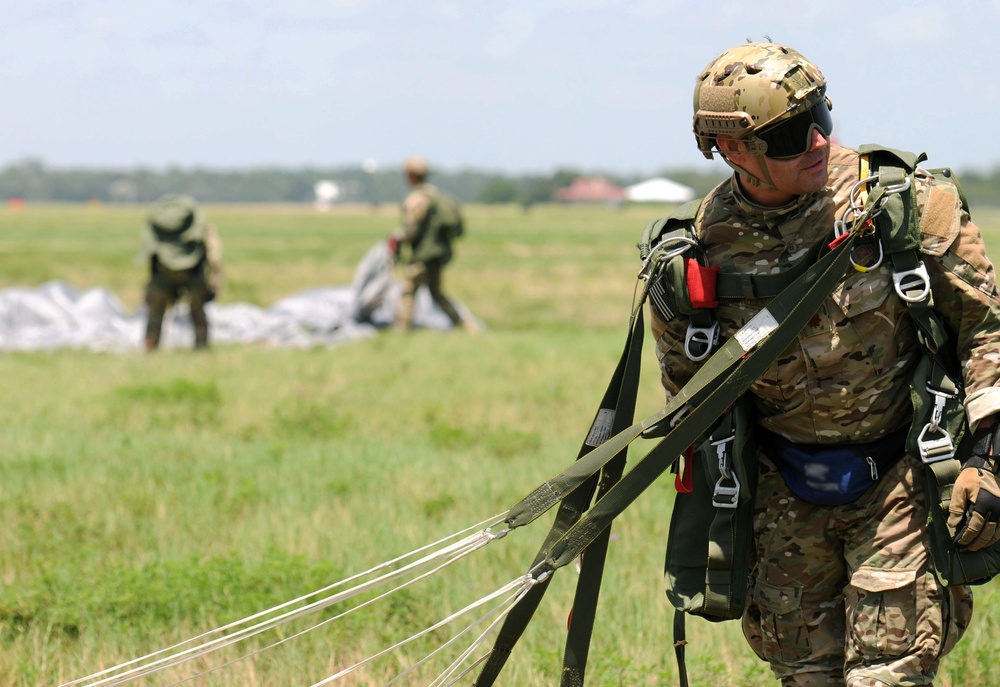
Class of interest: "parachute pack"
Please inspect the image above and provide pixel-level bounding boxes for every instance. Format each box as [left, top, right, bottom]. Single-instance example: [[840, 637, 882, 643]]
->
[[410, 186, 464, 265]]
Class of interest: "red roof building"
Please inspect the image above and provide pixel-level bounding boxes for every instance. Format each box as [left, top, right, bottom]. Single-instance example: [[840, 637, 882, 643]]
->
[[554, 177, 626, 203]]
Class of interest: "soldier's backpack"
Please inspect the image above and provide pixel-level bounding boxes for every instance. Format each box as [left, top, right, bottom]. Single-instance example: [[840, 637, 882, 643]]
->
[[411, 186, 464, 264], [423, 186, 464, 239]]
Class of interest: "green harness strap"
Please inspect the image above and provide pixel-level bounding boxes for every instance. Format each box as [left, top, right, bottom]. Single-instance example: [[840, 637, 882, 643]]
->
[[862, 147, 1000, 586], [475, 212, 867, 686], [860, 146, 966, 519], [474, 292, 648, 687]]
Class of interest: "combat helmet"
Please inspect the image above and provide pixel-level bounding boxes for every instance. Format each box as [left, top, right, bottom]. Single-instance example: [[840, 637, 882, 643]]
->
[[692, 42, 832, 188], [404, 155, 430, 181]]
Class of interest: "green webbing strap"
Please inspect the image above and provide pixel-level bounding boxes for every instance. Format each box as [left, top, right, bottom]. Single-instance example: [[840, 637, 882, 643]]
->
[[541, 232, 855, 574], [561, 309, 646, 686], [477, 223, 859, 686], [864, 151, 965, 506], [673, 611, 689, 687], [474, 293, 649, 687], [715, 238, 826, 299], [498, 227, 857, 542], [863, 151, 999, 586], [921, 359, 963, 507], [702, 408, 741, 617]]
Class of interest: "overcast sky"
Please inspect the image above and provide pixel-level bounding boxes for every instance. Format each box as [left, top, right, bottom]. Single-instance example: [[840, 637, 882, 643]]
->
[[3, 1, 998, 175]]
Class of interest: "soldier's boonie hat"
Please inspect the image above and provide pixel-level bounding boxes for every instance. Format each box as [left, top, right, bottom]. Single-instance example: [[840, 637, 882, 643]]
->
[[149, 194, 201, 233]]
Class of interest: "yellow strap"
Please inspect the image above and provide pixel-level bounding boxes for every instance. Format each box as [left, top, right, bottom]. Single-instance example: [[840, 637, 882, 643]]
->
[[859, 153, 871, 205]]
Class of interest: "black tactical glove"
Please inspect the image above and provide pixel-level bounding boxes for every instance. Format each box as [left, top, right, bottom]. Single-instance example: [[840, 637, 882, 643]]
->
[[948, 421, 1000, 552]]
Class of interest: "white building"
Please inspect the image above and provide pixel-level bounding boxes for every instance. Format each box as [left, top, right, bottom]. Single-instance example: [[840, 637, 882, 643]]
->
[[314, 180, 341, 211], [624, 177, 696, 204]]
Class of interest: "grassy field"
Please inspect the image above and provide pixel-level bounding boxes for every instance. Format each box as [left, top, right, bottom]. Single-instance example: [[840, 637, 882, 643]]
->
[[1, 201, 1000, 686]]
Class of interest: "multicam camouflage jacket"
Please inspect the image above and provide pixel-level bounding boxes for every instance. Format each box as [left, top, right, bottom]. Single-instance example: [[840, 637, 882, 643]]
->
[[650, 144, 1000, 444]]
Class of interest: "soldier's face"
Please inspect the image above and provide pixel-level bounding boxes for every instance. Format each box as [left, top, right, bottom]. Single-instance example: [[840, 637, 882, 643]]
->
[[721, 128, 831, 207], [762, 128, 831, 194]]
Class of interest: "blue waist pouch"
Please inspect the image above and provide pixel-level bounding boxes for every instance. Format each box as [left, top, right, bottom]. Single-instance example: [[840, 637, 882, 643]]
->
[[762, 427, 908, 506]]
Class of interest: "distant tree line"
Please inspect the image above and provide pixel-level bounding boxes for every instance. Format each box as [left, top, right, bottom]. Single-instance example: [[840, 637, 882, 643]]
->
[[2, 156, 999, 207]]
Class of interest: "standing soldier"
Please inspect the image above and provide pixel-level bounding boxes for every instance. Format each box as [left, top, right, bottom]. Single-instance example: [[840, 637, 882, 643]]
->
[[646, 42, 1000, 685], [140, 194, 223, 351], [389, 156, 477, 333]]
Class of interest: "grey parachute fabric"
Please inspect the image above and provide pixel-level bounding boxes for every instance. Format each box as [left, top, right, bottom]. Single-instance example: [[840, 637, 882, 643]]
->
[[0, 242, 481, 351]]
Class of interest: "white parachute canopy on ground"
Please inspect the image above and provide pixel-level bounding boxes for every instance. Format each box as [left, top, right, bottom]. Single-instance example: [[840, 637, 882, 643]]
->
[[0, 242, 479, 352]]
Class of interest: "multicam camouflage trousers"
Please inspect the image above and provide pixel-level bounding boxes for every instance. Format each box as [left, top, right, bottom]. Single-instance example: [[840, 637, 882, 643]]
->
[[743, 453, 973, 686]]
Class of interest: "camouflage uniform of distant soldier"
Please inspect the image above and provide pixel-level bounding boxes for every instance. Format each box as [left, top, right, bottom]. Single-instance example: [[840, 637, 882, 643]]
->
[[650, 43, 1000, 685], [140, 194, 223, 351], [390, 156, 476, 332]]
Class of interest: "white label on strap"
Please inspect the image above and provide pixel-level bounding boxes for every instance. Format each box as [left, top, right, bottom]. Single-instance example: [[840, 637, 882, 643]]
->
[[735, 308, 779, 352], [586, 408, 616, 447]]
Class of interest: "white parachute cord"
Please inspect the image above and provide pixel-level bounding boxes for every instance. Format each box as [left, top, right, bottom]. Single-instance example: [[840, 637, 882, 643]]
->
[[75, 526, 500, 687], [426, 574, 540, 687], [384, 571, 537, 686], [64, 513, 508, 687], [153, 526, 505, 687], [311, 573, 536, 687]]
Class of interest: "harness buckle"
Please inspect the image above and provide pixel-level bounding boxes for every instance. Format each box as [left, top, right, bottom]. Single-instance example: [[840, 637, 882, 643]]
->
[[685, 322, 719, 362], [712, 474, 741, 509], [892, 262, 931, 303], [711, 432, 740, 509], [917, 423, 955, 463], [917, 383, 959, 463]]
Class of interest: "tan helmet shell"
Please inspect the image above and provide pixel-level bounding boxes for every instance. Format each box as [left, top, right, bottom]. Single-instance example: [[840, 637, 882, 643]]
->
[[404, 155, 430, 179], [692, 42, 828, 159]]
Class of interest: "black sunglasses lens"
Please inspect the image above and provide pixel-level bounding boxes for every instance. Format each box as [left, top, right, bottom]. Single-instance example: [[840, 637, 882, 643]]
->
[[758, 101, 833, 158]]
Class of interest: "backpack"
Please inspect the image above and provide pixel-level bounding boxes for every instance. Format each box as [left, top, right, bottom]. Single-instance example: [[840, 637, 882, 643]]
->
[[411, 186, 464, 264], [434, 189, 464, 240]]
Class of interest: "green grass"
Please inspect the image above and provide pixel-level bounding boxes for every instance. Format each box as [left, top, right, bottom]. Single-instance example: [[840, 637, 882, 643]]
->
[[1, 202, 1000, 686]]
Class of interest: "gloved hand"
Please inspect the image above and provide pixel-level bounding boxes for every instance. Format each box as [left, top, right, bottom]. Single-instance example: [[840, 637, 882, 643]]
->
[[948, 467, 1000, 551], [948, 421, 1000, 551]]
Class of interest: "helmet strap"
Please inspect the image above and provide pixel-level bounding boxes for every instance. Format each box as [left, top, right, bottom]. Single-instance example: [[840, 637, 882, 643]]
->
[[719, 149, 777, 191]]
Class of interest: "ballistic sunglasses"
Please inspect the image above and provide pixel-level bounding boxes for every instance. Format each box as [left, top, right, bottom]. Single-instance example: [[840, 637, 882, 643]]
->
[[755, 99, 833, 159]]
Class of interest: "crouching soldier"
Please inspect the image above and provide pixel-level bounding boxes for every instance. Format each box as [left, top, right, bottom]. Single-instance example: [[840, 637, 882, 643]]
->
[[140, 194, 223, 351]]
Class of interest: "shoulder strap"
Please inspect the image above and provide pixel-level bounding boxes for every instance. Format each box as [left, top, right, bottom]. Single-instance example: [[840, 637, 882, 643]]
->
[[637, 199, 703, 261], [861, 145, 971, 525], [861, 145, 958, 362], [476, 218, 868, 686]]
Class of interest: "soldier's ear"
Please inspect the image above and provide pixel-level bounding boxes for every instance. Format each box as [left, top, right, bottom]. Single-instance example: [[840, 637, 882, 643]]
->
[[716, 137, 742, 162]]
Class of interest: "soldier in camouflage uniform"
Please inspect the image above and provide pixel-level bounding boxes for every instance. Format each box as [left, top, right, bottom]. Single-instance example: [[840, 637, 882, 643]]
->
[[650, 42, 1000, 685], [390, 156, 477, 333], [140, 194, 223, 351]]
